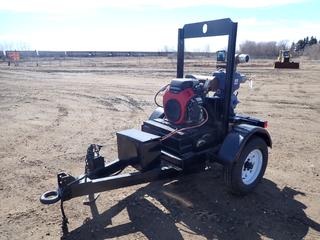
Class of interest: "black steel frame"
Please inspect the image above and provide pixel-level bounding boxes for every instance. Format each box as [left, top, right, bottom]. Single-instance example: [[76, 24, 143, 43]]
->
[[176, 18, 237, 137], [40, 18, 240, 234], [42, 157, 184, 234], [57, 159, 182, 202]]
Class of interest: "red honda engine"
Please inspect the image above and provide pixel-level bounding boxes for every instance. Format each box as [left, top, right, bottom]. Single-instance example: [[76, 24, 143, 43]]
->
[[163, 79, 204, 125]]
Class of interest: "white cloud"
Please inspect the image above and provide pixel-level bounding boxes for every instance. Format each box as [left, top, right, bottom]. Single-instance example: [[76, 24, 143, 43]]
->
[[136, 0, 306, 9], [0, 0, 306, 13], [1, 17, 318, 51], [0, 23, 177, 51], [237, 18, 320, 43]]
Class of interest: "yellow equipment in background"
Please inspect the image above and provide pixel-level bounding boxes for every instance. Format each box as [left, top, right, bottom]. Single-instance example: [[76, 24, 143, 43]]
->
[[274, 50, 299, 69]]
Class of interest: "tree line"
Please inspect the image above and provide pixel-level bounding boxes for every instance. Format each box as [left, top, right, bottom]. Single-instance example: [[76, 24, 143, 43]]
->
[[239, 40, 286, 58], [239, 36, 319, 59], [292, 36, 318, 52]]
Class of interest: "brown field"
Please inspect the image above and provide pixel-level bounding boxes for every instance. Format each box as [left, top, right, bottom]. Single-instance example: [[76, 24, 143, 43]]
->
[[0, 57, 319, 240]]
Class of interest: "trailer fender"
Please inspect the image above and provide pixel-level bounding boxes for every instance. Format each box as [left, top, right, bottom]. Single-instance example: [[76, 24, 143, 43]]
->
[[149, 107, 164, 120], [217, 124, 272, 165]]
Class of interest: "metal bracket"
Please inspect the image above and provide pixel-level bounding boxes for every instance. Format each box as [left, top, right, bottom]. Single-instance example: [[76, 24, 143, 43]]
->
[[176, 18, 238, 138]]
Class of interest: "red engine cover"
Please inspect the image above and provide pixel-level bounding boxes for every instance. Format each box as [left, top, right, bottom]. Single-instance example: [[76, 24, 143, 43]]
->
[[163, 87, 196, 124]]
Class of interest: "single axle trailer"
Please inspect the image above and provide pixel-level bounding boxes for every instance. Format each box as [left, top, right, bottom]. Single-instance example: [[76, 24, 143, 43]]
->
[[40, 18, 271, 234]]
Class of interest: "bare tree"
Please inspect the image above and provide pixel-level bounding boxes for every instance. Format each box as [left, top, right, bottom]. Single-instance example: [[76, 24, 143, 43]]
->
[[239, 40, 290, 58], [0, 41, 31, 51], [277, 40, 289, 50], [303, 44, 320, 60], [203, 44, 211, 57]]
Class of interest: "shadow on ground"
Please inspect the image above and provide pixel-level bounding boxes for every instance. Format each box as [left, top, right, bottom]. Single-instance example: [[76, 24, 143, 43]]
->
[[62, 168, 320, 240]]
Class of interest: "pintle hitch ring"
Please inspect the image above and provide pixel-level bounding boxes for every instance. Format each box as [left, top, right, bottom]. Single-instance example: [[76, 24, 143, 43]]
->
[[40, 190, 61, 204]]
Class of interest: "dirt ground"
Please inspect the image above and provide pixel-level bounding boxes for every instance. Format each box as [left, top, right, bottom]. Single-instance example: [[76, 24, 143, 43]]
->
[[0, 56, 319, 240]]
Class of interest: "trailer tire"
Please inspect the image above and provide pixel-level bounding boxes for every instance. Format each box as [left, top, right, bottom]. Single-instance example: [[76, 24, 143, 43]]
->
[[224, 137, 268, 195]]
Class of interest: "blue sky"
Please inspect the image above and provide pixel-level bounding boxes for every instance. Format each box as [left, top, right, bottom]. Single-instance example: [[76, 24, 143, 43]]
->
[[0, 0, 319, 51]]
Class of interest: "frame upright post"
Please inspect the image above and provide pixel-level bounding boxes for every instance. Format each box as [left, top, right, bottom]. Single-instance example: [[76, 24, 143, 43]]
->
[[177, 28, 185, 78], [223, 22, 237, 137]]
